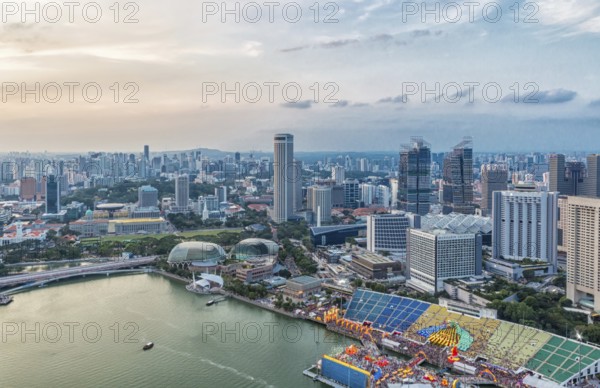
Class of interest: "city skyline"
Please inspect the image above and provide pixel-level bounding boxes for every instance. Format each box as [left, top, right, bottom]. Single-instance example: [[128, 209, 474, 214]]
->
[[1, 1, 599, 153]]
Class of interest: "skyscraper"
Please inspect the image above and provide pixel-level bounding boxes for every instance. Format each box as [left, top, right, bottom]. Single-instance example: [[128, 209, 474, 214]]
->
[[492, 189, 558, 267], [366, 213, 418, 257], [293, 159, 303, 211], [331, 165, 345, 185], [45, 175, 60, 214], [481, 164, 508, 215], [174, 174, 189, 213], [272, 134, 294, 223], [343, 179, 360, 209], [582, 154, 600, 197], [549, 154, 585, 196], [442, 138, 474, 214], [310, 186, 332, 224], [565, 196, 600, 310], [143, 145, 150, 162], [399, 137, 431, 216]]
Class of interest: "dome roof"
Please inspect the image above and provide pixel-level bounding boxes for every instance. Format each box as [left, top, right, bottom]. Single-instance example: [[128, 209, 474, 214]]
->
[[167, 242, 226, 264], [230, 238, 279, 260]]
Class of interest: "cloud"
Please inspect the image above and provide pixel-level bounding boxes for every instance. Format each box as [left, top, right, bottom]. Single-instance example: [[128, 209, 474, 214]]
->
[[320, 39, 360, 49], [532, 89, 577, 104], [412, 29, 431, 38], [242, 41, 263, 57], [499, 88, 577, 104], [329, 100, 370, 108], [330, 100, 349, 108], [377, 95, 408, 104], [281, 100, 312, 109], [589, 99, 600, 107], [279, 46, 309, 53]]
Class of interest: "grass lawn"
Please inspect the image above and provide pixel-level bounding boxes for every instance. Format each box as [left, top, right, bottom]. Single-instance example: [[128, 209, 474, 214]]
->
[[80, 228, 243, 243]]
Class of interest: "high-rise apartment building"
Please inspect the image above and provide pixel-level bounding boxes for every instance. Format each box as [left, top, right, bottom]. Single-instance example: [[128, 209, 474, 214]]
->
[[310, 186, 332, 224], [272, 133, 294, 223], [442, 138, 474, 214], [399, 137, 431, 216], [492, 190, 558, 267], [332, 166, 345, 185], [480, 164, 508, 215], [565, 196, 600, 310]]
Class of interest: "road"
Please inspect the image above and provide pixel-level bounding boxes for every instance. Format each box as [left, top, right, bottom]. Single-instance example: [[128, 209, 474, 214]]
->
[[0, 256, 157, 288]]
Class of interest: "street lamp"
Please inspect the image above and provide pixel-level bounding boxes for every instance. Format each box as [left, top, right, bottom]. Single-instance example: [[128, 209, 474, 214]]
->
[[576, 331, 583, 386]]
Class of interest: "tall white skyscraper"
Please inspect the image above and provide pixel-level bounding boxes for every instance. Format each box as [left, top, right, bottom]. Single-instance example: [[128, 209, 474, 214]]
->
[[332, 165, 345, 185], [311, 186, 332, 224], [273, 133, 294, 223], [492, 190, 558, 267]]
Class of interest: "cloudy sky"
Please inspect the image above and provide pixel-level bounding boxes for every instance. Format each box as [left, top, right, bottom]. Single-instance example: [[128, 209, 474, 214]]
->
[[1, 0, 599, 153]]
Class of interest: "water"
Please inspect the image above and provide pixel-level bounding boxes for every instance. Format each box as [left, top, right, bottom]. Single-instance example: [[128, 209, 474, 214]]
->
[[0, 274, 352, 388]]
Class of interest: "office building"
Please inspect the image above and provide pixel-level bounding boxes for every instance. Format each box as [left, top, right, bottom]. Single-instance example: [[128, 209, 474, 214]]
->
[[45, 175, 60, 214], [480, 164, 508, 215], [442, 138, 474, 214], [407, 229, 482, 294], [366, 213, 420, 257], [343, 179, 360, 209], [492, 190, 558, 266], [174, 174, 190, 213], [399, 137, 431, 215], [272, 133, 294, 223], [565, 197, 600, 310], [549, 154, 586, 196], [582, 154, 600, 198], [138, 185, 158, 208]]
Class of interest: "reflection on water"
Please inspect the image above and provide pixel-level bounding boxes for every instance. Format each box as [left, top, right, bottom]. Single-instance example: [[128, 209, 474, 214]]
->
[[0, 274, 349, 388]]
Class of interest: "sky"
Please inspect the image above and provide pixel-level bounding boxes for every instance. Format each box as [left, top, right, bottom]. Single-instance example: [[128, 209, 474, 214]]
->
[[1, 0, 599, 153]]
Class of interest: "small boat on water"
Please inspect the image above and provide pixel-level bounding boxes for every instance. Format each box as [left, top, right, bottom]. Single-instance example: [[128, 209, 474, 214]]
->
[[0, 294, 13, 306], [206, 300, 215, 306], [143, 342, 154, 351]]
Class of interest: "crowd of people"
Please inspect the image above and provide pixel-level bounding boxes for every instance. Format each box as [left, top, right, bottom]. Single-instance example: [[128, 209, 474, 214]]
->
[[325, 320, 531, 388]]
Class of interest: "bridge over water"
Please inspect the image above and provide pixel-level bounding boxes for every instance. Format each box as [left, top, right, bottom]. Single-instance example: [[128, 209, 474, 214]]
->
[[0, 256, 157, 291]]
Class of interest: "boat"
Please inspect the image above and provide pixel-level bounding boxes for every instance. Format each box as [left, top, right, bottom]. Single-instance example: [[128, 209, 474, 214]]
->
[[206, 300, 215, 306], [143, 342, 154, 350], [0, 294, 13, 306]]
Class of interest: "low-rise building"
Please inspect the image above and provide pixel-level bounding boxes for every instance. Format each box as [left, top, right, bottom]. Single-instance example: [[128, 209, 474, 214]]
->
[[282, 276, 322, 302], [350, 251, 402, 280]]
